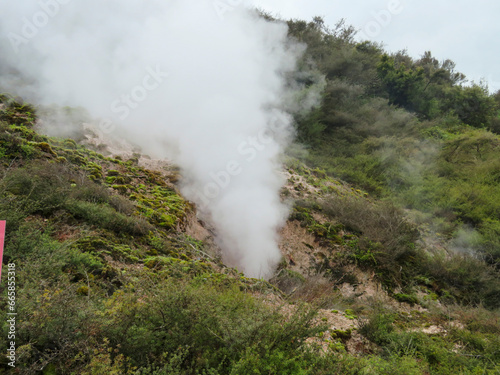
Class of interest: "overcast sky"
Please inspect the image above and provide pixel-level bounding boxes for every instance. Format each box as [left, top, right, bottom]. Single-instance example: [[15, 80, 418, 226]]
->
[[251, 0, 500, 93]]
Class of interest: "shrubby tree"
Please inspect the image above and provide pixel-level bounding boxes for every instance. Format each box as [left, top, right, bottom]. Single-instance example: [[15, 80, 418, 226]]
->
[[443, 83, 497, 128]]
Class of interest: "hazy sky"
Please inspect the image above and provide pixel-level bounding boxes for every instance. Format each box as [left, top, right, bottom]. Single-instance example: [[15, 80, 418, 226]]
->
[[251, 0, 500, 93]]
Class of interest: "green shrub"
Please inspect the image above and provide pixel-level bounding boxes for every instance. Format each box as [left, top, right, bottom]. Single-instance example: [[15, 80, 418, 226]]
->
[[0, 282, 104, 373], [310, 195, 420, 288], [2, 162, 72, 215], [423, 252, 500, 308], [393, 293, 419, 306], [102, 278, 325, 373], [271, 269, 306, 294], [359, 310, 395, 345], [70, 179, 111, 204], [65, 200, 153, 236]]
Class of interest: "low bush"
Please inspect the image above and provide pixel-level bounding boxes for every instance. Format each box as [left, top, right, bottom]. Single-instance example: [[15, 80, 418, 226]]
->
[[65, 200, 153, 236], [306, 195, 420, 289], [359, 308, 500, 374], [423, 252, 500, 308], [102, 277, 326, 373]]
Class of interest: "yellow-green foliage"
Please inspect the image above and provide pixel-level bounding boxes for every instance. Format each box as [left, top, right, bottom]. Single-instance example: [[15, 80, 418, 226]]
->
[[135, 186, 188, 229], [144, 256, 212, 277]]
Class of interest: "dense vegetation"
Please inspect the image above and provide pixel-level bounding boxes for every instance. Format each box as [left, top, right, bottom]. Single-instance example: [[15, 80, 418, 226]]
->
[[288, 17, 500, 270], [0, 14, 500, 375]]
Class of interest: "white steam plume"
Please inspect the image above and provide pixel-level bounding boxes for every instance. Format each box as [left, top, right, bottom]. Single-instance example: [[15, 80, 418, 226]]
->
[[0, 0, 304, 279]]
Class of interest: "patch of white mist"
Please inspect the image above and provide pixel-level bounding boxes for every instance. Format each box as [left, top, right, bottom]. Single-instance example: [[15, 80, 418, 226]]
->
[[0, 0, 321, 278]]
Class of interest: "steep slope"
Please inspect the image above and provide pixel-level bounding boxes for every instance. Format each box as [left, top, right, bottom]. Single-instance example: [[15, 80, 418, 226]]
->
[[1, 95, 499, 374]]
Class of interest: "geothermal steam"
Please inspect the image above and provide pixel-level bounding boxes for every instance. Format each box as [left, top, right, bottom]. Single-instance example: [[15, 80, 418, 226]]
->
[[0, 0, 303, 278]]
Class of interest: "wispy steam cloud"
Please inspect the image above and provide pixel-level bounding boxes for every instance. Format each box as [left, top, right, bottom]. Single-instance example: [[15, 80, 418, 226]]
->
[[0, 0, 305, 278]]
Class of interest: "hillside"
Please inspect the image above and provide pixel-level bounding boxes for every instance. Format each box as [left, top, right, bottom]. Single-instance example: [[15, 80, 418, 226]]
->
[[1, 14, 500, 375]]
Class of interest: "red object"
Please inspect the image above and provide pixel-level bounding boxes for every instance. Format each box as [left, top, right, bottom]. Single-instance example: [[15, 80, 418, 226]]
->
[[0, 221, 5, 282]]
